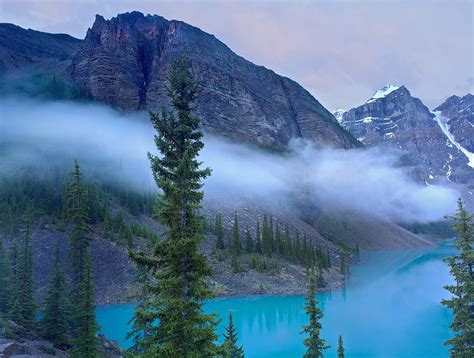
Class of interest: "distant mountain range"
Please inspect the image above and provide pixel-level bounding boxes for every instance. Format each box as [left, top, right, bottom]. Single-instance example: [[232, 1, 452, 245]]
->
[[0, 11, 358, 150], [334, 85, 474, 191]]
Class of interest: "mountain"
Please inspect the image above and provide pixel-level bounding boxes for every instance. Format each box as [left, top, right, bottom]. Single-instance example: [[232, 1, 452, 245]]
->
[[336, 85, 474, 186], [0, 23, 80, 76], [0, 12, 359, 150], [434, 94, 474, 165]]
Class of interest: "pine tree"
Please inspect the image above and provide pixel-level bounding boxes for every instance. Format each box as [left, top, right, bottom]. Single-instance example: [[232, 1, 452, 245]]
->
[[337, 335, 345, 358], [245, 228, 253, 254], [42, 247, 69, 346], [232, 214, 242, 256], [0, 235, 13, 316], [66, 161, 91, 289], [255, 221, 262, 254], [340, 255, 346, 275], [128, 57, 220, 356], [70, 253, 99, 357], [12, 219, 36, 330], [215, 212, 225, 250], [222, 312, 244, 358], [65, 162, 98, 356], [442, 198, 473, 357], [302, 271, 329, 357]]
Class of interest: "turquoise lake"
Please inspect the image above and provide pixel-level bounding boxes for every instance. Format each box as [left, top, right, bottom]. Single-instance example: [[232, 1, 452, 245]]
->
[[96, 243, 455, 357]]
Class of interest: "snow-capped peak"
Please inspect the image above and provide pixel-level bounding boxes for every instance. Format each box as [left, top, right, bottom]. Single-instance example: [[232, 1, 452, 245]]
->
[[333, 109, 347, 123], [367, 85, 400, 103]]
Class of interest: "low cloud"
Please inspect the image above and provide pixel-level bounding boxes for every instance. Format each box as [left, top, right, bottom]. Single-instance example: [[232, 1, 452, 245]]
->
[[0, 97, 458, 223]]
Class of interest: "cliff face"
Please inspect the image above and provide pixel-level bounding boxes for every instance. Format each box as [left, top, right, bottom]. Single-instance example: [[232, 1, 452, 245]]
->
[[70, 12, 359, 149], [338, 86, 474, 186], [435, 94, 474, 153]]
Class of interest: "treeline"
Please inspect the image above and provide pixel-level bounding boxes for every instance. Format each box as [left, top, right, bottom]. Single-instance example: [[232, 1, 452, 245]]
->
[[211, 212, 334, 274], [0, 163, 100, 356], [0, 164, 157, 247]]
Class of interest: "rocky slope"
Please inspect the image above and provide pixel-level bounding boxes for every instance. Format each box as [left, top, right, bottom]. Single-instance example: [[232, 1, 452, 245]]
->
[[434, 94, 474, 162], [0, 23, 80, 77], [336, 85, 474, 187], [0, 12, 359, 150]]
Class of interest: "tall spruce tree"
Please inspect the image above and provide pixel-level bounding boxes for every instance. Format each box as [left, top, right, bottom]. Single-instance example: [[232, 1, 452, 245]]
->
[[222, 312, 244, 358], [337, 335, 345, 358], [12, 219, 36, 330], [245, 228, 253, 254], [255, 221, 262, 254], [65, 162, 98, 356], [215, 212, 225, 250], [70, 253, 99, 357], [232, 214, 242, 256], [0, 235, 12, 316], [128, 57, 220, 357], [41, 247, 69, 346], [442, 198, 473, 357], [302, 271, 329, 357]]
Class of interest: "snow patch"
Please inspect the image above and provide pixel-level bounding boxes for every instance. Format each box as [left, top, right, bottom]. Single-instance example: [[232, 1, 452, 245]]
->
[[333, 109, 347, 123], [432, 111, 474, 168], [367, 85, 400, 103]]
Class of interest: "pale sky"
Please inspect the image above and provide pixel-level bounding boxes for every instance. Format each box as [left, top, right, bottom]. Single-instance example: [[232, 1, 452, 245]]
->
[[1, 0, 473, 110]]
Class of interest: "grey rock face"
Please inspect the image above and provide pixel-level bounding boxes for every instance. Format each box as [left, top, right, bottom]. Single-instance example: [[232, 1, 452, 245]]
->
[[435, 94, 474, 153], [70, 12, 359, 149], [338, 86, 473, 185], [0, 23, 80, 76]]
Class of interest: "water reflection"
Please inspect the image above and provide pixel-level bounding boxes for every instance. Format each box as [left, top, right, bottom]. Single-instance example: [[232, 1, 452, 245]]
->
[[96, 243, 456, 357]]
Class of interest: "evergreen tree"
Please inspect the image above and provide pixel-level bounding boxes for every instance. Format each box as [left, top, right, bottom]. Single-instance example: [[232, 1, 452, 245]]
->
[[262, 215, 271, 257], [232, 214, 242, 256], [65, 162, 98, 356], [302, 271, 329, 357], [128, 57, 220, 356], [222, 312, 244, 358], [42, 247, 69, 346], [442, 198, 473, 357], [231, 252, 240, 273], [255, 221, 262, 254], [0, 235, 12, 316], [12, 219, 36, 330], [339, 255, 346, 275], [215, 212, 225, 250], [70, 253, 99, 357], [245, 228, 253, 254], [66, 161, 91, 289], [337, 335, 345, 358]]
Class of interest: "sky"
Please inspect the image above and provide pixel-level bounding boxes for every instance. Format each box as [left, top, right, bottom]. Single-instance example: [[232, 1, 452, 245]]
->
[[1, 0, 472, 110]]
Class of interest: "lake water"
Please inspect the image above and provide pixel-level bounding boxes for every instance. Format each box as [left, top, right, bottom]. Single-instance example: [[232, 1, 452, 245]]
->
[[96, 243, 455, 357]]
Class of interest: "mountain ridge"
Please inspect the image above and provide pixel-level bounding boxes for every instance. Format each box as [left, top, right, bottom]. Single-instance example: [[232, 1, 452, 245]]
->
[[0, 12, 360, 150]]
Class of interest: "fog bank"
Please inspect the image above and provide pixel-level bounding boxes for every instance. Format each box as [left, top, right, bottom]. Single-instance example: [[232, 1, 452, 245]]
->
[[0, 97, 458, 223]]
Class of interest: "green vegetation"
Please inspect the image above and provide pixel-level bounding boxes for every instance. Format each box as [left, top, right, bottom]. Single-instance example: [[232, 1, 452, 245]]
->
[[401, 220, 455, 239], [66, 162, 99, 357], [0, 234, 13, 317], [302, 271, 329, 357], [442, 198, 474, 357], [0, 74, 92, 101], [222, 312, 244, 358], [337, 335, 345, 358], [127, 57, 220, 356], [41, 248, 69, 346]]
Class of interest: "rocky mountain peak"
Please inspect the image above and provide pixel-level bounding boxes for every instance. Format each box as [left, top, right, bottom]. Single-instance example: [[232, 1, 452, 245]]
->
[[366, 84, 405, 103], [70, 12, 359, 150], [338, 85, 473, 184]]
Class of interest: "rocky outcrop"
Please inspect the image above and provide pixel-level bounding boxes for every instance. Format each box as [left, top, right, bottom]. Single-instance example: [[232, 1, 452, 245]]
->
[[1, 14, 359, 150], [337, 85, 474, 185], [435, 94, 474, 154], [66, 11, 358, 150]]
